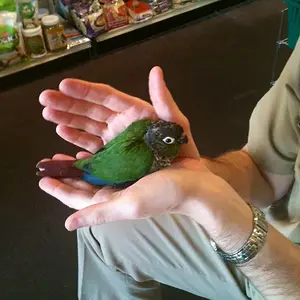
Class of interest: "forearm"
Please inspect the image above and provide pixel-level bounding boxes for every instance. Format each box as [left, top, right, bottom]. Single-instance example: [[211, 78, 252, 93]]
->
[[188, 186, 300, 299], [240, 224, 300, 299], [220, 204, 300, 299], [202, 149, 274, 208], [222, 203, 300, 299]]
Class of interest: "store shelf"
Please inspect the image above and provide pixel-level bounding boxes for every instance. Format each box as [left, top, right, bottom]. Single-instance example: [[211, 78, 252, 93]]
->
[[0, 0, 245, 80], [96, 0, 219, 42], [0, 35, 91, 79]]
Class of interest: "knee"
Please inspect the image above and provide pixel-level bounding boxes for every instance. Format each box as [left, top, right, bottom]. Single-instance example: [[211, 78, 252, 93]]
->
[[78, 221, 138, 267]]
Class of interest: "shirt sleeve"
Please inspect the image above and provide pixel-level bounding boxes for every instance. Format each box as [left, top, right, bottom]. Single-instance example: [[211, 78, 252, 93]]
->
[[247, 41, 300, 175]]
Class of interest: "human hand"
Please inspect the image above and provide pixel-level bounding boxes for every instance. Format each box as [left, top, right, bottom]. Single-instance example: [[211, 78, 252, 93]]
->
[[39, 152, 251, 253], [38, 154, 204, 228], [39, 66, 200, 159], [38, 66, 204, 229], [38, 66, 253, 252]]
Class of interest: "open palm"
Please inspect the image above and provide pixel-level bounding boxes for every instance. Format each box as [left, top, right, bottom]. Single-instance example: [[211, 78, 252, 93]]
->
[[38, 67, 203, 230], [39, 67, 199, 158]]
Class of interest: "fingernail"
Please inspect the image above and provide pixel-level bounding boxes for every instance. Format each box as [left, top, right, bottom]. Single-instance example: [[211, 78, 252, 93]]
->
[[39, 90, 48, 104], [59, 79, 68, 91], [65, 218, 78, 231]]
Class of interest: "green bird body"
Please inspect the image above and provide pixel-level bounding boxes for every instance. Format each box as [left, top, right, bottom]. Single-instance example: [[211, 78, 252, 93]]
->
[[37, 119, 188, 186], [75, 119, 154, 185]]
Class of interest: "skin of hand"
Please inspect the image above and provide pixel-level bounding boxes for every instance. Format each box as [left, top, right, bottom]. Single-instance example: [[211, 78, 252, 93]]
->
[[39, 66, 199, 159], [38, 66, 252, 250]]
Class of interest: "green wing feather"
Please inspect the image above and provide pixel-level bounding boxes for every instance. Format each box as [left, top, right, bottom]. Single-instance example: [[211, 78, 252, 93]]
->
[[74, 119, 154, 183]]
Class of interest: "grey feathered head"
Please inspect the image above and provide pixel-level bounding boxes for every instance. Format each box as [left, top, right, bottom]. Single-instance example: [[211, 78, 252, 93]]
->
[[144, 120, 188, 158]]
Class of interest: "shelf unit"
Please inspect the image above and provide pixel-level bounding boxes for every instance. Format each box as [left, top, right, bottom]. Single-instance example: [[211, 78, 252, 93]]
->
[[0, 0, 247, 79], [96, 0, 218, 42], [0, 35, 91, 79]]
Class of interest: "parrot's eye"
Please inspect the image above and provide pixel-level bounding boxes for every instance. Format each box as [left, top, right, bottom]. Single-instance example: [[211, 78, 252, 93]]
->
[[163, 137, 175, 144]]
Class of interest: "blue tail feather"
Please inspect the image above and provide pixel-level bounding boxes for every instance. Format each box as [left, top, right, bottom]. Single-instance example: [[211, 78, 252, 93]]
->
[[81, 172, 112, 186], [81, 165, 134, 187]]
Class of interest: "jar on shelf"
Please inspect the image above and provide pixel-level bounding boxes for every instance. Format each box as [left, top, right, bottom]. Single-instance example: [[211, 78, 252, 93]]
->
[[22, 25, 47, 58], [41, 15, 68, 52]]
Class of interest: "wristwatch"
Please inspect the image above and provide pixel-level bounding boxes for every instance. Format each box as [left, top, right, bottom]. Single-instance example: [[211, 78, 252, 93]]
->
[[210, 204, 268, 266]]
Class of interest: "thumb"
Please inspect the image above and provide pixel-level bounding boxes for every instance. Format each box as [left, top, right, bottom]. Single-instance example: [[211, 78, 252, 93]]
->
[[149, 66, 182, 121], [149, 66, 200, 159]]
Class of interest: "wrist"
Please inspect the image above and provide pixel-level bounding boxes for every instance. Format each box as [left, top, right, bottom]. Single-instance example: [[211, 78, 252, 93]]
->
[[182, 178, 253, 253], [211, 200, 253, 254], [211, 204, 269, 268]]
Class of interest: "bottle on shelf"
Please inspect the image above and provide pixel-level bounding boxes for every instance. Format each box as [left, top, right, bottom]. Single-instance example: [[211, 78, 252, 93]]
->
[[41, 15, 68, 52], [22, 25, 47, 58]]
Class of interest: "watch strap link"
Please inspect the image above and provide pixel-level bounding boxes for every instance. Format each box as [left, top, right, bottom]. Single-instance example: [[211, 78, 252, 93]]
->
[[211, 204, 268, 266]]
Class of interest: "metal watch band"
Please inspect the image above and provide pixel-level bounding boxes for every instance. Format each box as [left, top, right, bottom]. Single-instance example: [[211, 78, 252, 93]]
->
[[210, 204, 268, 266]]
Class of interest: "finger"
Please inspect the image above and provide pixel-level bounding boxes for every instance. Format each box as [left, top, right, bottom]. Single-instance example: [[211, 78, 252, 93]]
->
[[65, 192, 144, 231], [38, 158, 51, 164], [56, 125, 103, 153], [43, 107, 107, 136], [39, 177, 97, 210], [76, 151, 93, 159], [100, 106, 157, 144], [59, 79, 151, 112], [61, 178, 98, 193], [149, 67, 200, 159], [148, 66, 182, 121], [64, 197, 119, 230], [52, 153, 75, 160], [39, 90, 115, 122]]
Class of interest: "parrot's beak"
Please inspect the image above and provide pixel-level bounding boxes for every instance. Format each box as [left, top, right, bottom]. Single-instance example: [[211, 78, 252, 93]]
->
[[178, 135, 188, 144]]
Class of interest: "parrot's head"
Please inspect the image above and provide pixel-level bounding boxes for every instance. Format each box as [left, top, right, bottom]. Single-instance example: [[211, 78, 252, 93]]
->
[[144, 120, 188, 158]]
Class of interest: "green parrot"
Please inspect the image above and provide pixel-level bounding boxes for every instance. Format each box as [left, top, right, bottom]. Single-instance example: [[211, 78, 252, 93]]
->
[[37, 119, 188, 187]]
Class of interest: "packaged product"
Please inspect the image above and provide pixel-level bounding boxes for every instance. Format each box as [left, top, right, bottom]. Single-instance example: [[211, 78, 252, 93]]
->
[[70, 0, 106, 38], [173, 0, 192, 7], [126, 0, 153, 23], [22, 24, 47, 58], [17, 0, 39, 29], [103, 0, 128, 31], [0, 10, 26, 70], [148, 0, 172, 14], [55, 0, 73, 24], [42, 15, 67, 52]]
